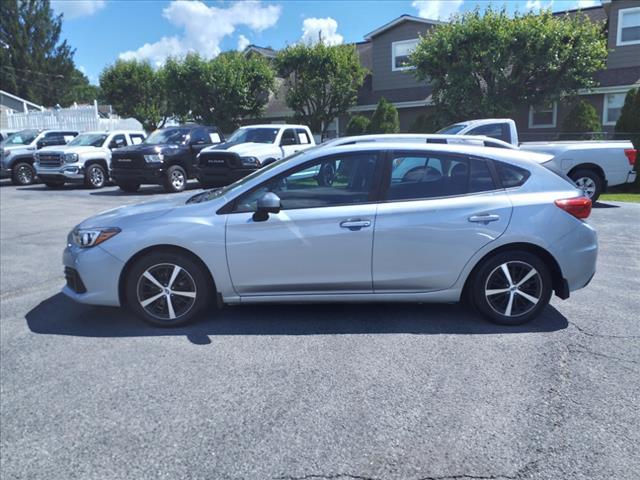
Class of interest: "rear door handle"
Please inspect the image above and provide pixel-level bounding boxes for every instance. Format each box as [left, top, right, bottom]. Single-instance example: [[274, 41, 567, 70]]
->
[[340, 219, 371, 230], [468, 214, 500, 224]]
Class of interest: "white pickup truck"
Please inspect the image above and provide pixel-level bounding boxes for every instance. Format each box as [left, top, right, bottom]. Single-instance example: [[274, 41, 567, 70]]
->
[[196, 124, 316, 187], [35, 130, 146, 189], [437, 118, 637, 201]]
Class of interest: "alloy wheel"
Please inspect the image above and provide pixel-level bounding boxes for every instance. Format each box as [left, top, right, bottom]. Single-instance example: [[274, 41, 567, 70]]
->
[[17, 165, 34, 184], [90, 166, 105, 187], [136, 263, 197, 321], [171, 170, 185, 189], [574, 176, 596, 199], [484, 261, 542, 317]]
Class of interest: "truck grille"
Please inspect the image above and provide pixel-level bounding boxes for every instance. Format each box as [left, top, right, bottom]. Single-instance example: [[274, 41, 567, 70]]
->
[[199, 152, 240, 168], [111, 155, 144, 168], [39, 153, 63, 168]]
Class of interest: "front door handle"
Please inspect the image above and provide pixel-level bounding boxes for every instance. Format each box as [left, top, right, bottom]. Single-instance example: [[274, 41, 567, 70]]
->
[[468, 214, 500, 224], [340, 219, 371, 231]]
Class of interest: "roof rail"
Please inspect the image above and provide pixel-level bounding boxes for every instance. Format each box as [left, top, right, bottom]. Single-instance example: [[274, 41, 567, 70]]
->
[[321, 134, 517, 150]]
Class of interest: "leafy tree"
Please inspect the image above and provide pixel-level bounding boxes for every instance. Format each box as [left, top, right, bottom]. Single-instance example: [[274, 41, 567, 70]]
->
[[368, 98, 399, 134], [100, 60, 167, 132], [276, 43, 367, 136], [0, 0, 77, 106], [559, 99, 602, 140], [345, 115, 370, 135], [615, 88, 640, 149], [163, 52, 275, 132], [62, 69, 101, 106], [410, 7, 608, 121], [408, 109, 445, 133]]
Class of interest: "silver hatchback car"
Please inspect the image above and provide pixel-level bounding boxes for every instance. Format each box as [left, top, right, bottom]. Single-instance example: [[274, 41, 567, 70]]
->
[[63, 142, 597, 327]]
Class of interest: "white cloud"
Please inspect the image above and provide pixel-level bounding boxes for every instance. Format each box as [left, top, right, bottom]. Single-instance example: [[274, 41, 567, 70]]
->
[[300, 17, 343, 46], [525, 0, 555, 11], [412, 0, 463, 21], [119, 1, 281, 65], [237, 35, 251, 51], [52, 0, 106, 19], [576, 0, 599, 7]]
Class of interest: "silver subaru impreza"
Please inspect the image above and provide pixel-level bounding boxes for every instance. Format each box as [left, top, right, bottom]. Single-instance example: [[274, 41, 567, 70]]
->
[[63, 141, 597, 327]]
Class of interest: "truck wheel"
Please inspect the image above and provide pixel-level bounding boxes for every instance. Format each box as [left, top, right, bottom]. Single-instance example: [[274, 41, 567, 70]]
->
[[569, 169, 602, 203], [164, 165, 187, 193], [44, 180, 65, 189], [118, 182, 140, 193], [11, 162, 35, 186], [85, 164, 106, 189]]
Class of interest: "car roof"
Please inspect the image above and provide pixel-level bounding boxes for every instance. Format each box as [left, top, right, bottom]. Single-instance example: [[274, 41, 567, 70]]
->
[[80, 130, 146, 135], [240, 124, 308, 129]]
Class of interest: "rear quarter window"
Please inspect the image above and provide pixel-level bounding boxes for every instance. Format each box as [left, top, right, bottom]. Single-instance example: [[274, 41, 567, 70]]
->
[[496, 162, 530, 188]]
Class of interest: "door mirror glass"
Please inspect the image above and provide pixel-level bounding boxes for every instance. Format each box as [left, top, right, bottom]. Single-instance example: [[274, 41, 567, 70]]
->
[[253, 192, 281, 222]]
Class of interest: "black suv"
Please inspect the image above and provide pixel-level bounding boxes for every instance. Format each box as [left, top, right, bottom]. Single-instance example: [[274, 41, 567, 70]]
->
[[110, 125, 224, 193]]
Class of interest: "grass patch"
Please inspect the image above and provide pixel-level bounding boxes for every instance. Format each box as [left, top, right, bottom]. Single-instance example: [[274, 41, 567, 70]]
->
[[599, 193, 640, 203]]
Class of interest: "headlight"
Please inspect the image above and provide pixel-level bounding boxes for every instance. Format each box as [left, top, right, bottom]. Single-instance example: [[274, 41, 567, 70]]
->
[[71, 227, 121, 248], [64, 153, 79, 163], [144, 154, 164, 163], [240, 156, 260, 167]]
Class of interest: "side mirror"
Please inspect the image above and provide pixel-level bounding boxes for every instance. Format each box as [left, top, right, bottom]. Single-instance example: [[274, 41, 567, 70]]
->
[[252, 192, 281, 222]]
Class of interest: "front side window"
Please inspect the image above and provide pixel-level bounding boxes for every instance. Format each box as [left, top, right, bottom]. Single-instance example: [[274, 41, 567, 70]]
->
[[603, 92, 626, 125], [2, 129, 39, 145], [528, 102, 557, 129], [189, 128, 209, 144], [392, 39, 419, 71], [145, 128, 191, 145], [232, 152, 379, 213], [385, 153, 496, 201], [226, 127, 279, 145], [617, 7, 640, 46], [280, 129, 297, 146]]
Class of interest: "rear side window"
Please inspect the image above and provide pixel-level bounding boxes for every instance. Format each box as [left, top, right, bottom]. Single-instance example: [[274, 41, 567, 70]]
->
[[296, 129, 311, 144], [496, 162, 530, 188], [130, 134, 145, 145]]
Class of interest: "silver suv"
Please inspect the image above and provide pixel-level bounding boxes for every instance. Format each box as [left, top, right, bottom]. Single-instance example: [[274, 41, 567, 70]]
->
[[62, 143, 597, 327]]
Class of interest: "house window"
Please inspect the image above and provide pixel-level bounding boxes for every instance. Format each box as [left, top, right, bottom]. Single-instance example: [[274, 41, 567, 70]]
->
[[603, 92, 626, 125], [617, 7, 640, 46], [528, 102, 557, 129], [392, 39, 419, 71]]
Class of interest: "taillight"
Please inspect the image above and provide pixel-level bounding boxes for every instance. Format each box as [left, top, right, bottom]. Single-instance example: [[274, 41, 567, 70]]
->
[[624, 149, 637, 167], [555, 197, 592, 219]]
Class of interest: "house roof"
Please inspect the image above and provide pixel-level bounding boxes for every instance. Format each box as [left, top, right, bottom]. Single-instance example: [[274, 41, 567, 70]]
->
[[244, 44, 276, 59], [364, 14, 442, 40], [552, 5, 607, 23], [0, 90, 44, 111]]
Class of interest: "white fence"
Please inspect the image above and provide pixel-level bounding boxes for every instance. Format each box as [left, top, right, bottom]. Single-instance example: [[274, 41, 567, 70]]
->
[[6, 104, 142, 132]]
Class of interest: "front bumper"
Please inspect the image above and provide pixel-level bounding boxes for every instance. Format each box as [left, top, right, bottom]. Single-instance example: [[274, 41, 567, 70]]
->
[[197, 166, 257, 187], [62, 243, 124, 307], [111, 167, 164, 185], [36, 165, 85, 182]]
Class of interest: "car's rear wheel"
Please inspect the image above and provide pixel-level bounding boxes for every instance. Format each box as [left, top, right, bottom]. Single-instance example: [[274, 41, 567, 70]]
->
[[117, 182, 140, 193], [569, 169, 602, 203], [125, 251, 212, 327], [85, 164, 106, 188], [164, 165, 187, 193], [11, 162, 35, 186], [471, 251, 552, 325]]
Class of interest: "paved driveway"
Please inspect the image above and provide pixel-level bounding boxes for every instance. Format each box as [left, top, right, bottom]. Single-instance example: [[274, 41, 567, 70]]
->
[[1, 181, 639, 480]]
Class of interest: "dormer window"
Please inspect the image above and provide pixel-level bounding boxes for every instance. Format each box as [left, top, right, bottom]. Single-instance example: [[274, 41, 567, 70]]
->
[[392, 39, 419, 71], [616, 7, 640, 46]]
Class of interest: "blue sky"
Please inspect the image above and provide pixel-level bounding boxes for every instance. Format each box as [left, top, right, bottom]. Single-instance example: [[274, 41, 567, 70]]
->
[[51, 0, 601, 84]]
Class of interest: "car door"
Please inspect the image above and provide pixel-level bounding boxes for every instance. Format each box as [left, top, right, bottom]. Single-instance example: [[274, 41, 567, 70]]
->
[[279, 128, 300, 158], [225, 151, 382, 296], [372, 150, 512, 292]]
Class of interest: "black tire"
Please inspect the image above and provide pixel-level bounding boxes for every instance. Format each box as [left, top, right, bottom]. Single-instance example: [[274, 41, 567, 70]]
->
[[125, 250, 212, 327], [118, 182, 140, 193], [44, 180, 65, 189], [163, 165, 187, 193], [569, 168, 603, 203], [11, 161, 35, 186], [471, 250, 552, 326], [84, 164, 107, 189]]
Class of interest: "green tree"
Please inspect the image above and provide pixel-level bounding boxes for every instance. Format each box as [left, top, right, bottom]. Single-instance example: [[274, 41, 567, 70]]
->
[[345, 115, 371, 135], [559, 99, 602, 140], [99, 60, 167, 132], [163, 52, 275, 132], [408, 109, 444, 133], [276, 43, 367, 136], [410, 7, 607, 121], [368, 98, 399, 134], [615, 88, 640, 149], [0, 0, 77, 106], [61, 69, 101, 106]]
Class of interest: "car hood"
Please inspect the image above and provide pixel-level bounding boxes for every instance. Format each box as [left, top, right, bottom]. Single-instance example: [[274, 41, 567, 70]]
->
[[202, 142, 277, 156], [112, 144, 184, 156], [78, 192, 195, 229], [40, 145, 107, 155], [1, 145, 35, 155]]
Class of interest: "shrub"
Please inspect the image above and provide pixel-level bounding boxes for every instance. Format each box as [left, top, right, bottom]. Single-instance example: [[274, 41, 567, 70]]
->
[[345, 115, 371, 135], [558, 99, 602, 140], [615, 88, 640, 149], [368, 98, 399, 134], [409, 109, 444, 133]]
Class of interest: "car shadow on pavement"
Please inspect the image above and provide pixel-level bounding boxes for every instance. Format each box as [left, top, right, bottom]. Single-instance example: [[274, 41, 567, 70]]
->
[[593, 202, 621, 209], [26, 293, 568, 343], [89, 182, 202, 196]]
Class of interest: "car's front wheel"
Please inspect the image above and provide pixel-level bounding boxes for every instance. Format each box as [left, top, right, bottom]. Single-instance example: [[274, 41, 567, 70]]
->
[[164, 165, 187, 193], [125, 251, 212, 327], [471, 251, 552, 325], [11, 162, 35, 186], [85, 164, 107, 188]]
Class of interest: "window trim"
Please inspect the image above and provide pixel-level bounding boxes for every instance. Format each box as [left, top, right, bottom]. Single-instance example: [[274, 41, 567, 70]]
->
[[603, 91, 627, 126], [528, 102, 557, 129], [391, 39, 419, 72], [616, 6, 640, 47]]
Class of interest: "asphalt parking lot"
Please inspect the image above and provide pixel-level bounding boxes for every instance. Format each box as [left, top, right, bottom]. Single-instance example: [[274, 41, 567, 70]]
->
[[1, 179, 639, 480]]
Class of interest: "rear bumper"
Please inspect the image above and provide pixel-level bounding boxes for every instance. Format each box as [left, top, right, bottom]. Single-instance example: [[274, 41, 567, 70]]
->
[[627, 170, 637, 184], [197, 167, 257, 186], [548, 221, 598, 294], [111, 167, 164, 185]]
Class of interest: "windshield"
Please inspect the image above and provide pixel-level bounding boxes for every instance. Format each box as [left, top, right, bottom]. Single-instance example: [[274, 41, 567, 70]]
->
[[226, 127, 279, 145], [436, 123, 467, 135], [67, 133, 108, 147], [144, 128, 191, 145], [2, 129, 39, 146]]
